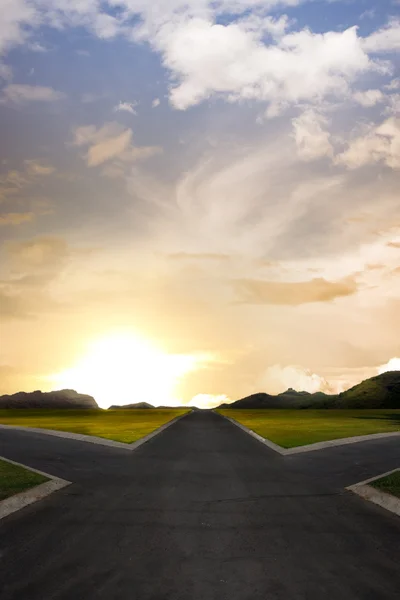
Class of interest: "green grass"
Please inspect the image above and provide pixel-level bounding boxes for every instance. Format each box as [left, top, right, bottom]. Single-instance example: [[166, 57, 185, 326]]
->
[[0, 459, 49, 501], [0, 408, 190, 443], [217, 409, 400, 448], [370, 470, 400, 498]]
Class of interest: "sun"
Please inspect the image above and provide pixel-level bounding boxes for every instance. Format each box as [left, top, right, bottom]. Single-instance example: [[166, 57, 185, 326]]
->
[[49, 332, 200, 409]]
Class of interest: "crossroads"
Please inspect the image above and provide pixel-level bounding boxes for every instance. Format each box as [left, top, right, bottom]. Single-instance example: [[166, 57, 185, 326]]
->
[[0, 411, 399, 599]]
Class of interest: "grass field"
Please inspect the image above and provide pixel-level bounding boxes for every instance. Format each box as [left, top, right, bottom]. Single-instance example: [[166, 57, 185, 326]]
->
[[370, 470, 400, 498], [217, 409, 400, 448], [0, 409, 190, 443], [0, 459, 49, 501]]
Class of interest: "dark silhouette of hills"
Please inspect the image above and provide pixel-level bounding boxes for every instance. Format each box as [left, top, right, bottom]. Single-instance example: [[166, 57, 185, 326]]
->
[[0, 389, 98, 409], [109, 402, 153, 409], [335, 371, 400, 409], [221, 372, 400, 409]]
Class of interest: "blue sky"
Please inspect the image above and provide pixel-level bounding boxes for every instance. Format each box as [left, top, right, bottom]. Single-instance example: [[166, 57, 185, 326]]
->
[[0, 0, 399, 407]]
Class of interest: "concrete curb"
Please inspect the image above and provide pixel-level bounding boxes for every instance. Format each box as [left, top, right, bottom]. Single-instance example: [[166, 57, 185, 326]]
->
[[0, 412, 190, 451], [347, 468, 400, 517], [218, 413, 400, 456], [0, 456, 71, 521], [221, 415, 286, 454]]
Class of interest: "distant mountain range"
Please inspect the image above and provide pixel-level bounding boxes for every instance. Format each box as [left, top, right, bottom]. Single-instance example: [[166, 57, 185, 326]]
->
[[1, 371, 399, 410], [221, 371, 400, 410], [109, 402, 153, 409], [0, 389, 98, 409]]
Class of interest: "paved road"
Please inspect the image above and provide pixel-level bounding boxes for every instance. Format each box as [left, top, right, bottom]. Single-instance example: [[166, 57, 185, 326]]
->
[[0, 411, 399, 600]]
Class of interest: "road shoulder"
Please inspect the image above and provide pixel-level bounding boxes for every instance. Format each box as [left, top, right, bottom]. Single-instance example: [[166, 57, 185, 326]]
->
[[218, 412, 400, 455], [0, 456, 71, 521], [347, 468, 400, 517]]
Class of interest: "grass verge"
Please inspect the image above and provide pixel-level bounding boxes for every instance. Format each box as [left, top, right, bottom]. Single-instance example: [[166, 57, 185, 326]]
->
[[370, 470, 400, 498], [0, 459, 48, 501], [0, 408, 189, 443], [217, 409, 400, 448]]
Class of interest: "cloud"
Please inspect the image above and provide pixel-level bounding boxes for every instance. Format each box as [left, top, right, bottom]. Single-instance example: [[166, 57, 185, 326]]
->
[[0, 84, 65, 104], [0, 236, 71, 321], [353, 89, 384, 107], [167, 252, 230, 262], [0, 63, 12, 80], [152, 98, 160, 108], [0, 1, 397, 120], [336, 117, 400, 170], [233, 275, 359, 305], [157, 20, 373, 110], [387, 241, 400, 249], [72, 122, 162, 167], [362, 18, 400, 53], [257, 364, 342, 395], [385, 78, 400, 91], [88, 130, 133, 167], [378, 357, 400, 374], [114, 101, 138, 115], [0, 212, 34, 226], [24, 160, 55, 176], [6, 236, 69, 270], [92, 12, 122, 39], [0, 0, 38, 54], [292, 109, 333, 161]]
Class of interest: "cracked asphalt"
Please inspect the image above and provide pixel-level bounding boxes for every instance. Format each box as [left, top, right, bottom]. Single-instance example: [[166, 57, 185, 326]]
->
[[0, 410, 399, 600]]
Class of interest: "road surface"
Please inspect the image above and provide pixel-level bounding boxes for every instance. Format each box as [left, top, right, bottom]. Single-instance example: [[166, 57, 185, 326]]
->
[[0, 410, 399, 599]]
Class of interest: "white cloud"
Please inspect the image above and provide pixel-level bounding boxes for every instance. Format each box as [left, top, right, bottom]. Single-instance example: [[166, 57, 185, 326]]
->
[[378, 357, 400, 374], [152, 98, 160, 108], [114, 101, 138, 115], [257, 364, 342, 395], [0, 1, 398, 119], [0, 0, 38, 54], [292, 109, 333, 161], [336, 117, 400, 170], [385, 78, 400, 91], [353, 89, 384, 107], [0, 83, 65, 104], [92, 12, 122, 39], [156, 20, 373, 110], [362, 18, 400, 53]]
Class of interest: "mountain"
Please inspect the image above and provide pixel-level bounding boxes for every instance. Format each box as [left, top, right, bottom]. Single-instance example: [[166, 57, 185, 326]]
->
[[108, 402, 153, 409], [0, 389, 98, 409], [336, 371, 400, 409], [222, 372, 400, 409], [221, 390, 330, 409]]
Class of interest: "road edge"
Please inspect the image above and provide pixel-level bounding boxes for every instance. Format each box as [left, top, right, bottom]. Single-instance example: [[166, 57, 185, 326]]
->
[[0, 456, 71, 521], [0, 411, 191, 451], [217, 412, 400, 455], [347, 468, 400, 517]]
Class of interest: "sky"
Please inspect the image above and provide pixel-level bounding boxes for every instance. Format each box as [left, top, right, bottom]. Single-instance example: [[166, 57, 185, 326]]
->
[[0, 0, 399, 409]]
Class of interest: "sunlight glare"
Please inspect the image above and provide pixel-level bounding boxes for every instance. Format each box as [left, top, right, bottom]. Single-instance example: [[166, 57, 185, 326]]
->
[[49, 333, 201, 408]]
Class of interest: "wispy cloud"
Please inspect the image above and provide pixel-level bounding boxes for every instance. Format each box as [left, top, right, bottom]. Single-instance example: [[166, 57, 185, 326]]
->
[[72, 122, 162, 167], [233, 276, 359, 305], [0, 84, 65, 104]]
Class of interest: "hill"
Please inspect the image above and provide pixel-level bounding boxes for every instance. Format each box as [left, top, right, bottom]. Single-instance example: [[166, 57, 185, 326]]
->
[[220, 390, 330, 409], [223, 372, 400, 409], [108, 402, 153, 409], [0, 389, 99, 409], [336, 371, 400, 409]]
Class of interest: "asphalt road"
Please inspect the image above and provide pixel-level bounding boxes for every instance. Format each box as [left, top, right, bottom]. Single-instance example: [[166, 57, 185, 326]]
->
[[0, 410, 399, 600]]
